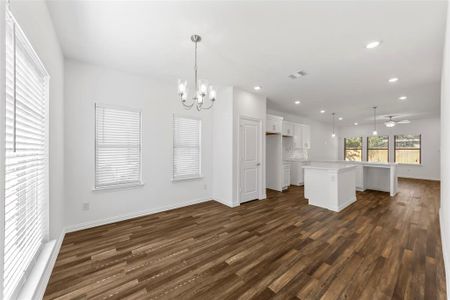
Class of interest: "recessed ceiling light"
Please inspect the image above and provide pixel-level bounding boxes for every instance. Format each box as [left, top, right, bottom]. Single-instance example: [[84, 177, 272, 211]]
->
[[295, 100, 301, 105], [254, 86, 261, 90], [354, 122, 358, 126], [388, 77, 399, 83], [399, 96, 407, 100], [320, 110, 326, 114], [366, 40, 381, 49], [338, 117, 343, 121]]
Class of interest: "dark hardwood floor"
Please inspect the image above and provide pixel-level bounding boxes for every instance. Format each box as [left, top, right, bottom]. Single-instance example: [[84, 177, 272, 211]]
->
[[44, 178, 446, 299]]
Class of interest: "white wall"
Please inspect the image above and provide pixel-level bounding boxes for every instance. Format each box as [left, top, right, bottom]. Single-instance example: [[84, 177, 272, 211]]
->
[[212, 87, 234, 206], [8, 0, 65, 241], [440, 2, 450, 296], [338, 117, 440, 180], [212, 87, 267, 207], [64, 60, 213, 230], [267, 108, 338, 161]]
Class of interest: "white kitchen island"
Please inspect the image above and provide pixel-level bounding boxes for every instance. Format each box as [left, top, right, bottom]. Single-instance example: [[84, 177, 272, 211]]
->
[[311, 161, 398, 197], [303, 163, 357, 212]]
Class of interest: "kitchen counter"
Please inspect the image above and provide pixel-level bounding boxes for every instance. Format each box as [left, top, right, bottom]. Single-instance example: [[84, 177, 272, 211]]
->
[[308, 160, 398, 196]]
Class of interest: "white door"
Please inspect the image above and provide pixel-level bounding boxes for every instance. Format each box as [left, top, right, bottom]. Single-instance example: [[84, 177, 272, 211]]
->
[[240, 118, 261, 203]]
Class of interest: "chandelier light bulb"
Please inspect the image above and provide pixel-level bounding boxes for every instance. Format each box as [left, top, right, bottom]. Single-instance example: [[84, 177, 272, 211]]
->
[[332, 133, 336, 138], [178, 79, 186, 95], [373, 130, 378, 136], [209, 87, 216, 100]]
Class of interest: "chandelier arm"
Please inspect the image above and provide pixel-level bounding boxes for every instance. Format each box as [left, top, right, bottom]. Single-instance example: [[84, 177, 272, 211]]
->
[[199, 99, 214, 110], [181, 98, 195, 110]]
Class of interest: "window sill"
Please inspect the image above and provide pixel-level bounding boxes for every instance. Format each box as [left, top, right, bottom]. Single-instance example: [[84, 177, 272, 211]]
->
[[396, 163, 422, 167], [93, 182, 145, 191], [17, 240, 56, 299], [172, 176, 203, 182]]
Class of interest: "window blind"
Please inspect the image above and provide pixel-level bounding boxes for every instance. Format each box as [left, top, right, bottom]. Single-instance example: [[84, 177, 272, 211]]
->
[[4, 12, 49, 300], [173, 116, 201, 180], [95, 104, 142, 189]]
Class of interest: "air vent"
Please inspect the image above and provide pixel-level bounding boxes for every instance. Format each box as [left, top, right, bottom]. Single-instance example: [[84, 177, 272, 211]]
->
[[288, 70, 307, 79]]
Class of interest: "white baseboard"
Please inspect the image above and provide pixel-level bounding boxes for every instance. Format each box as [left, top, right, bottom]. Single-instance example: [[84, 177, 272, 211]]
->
[[337, 196, 357, 212], [439, 208, 450, 300], [65, 197, 211, 233]]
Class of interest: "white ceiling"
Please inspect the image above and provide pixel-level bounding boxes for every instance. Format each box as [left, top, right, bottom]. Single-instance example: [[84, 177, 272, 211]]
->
[[47, 0, 447, 126]]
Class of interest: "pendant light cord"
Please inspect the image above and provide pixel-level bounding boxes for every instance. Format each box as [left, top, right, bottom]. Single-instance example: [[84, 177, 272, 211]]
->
[[194, 41, 198, 98], [373, 106, 377, 133]]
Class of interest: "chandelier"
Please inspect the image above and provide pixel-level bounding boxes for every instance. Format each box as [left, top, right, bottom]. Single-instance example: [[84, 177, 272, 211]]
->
[[178, 35, 216, 111]]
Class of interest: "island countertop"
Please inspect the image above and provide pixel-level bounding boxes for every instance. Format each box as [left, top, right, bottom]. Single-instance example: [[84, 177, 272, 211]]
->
[[302, 162, 357, 172]]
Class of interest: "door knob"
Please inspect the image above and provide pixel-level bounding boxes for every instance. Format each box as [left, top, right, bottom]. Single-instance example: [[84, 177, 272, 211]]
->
[[257, 163, 261, 166]]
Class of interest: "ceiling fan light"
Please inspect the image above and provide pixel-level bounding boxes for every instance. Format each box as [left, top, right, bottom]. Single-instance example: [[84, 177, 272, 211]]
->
[[385, 120, 396, 127]]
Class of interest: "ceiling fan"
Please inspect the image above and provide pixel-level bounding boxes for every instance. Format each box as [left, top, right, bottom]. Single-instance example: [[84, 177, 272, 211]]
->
[[384, 116, 410, 128]]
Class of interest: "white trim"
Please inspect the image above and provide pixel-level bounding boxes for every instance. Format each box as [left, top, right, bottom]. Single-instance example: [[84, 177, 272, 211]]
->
[[65, 197, 211, 233], [93, 182, 145, 192], [440, 208, 450, 300], [171, 176, 204, 182]]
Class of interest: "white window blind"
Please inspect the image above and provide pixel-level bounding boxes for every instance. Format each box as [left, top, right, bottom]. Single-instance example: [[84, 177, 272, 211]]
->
[[173, 116, 201, 180], [4, 11, 49, 300], [95, 104, 142, 189]]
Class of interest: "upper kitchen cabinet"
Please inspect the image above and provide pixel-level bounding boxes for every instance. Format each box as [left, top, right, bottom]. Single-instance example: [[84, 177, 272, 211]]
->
[[266, 114, 283, 134], [293, 123, 311, 149], [302, 124, 311, 149], [282, 121, 294, 137]]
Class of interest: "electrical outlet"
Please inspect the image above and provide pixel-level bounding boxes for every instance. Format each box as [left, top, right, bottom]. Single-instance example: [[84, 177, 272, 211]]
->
[[82, 202, 90, 211]]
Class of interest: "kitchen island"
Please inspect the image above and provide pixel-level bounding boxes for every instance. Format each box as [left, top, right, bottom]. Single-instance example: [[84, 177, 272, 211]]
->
[[310, 160, 398, 196], [303, 162, 357, 212]]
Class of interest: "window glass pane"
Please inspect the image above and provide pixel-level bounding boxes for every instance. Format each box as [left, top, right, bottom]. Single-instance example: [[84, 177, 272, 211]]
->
[[395, 134, 421, 164], [367, 136, 389, 163], [173, 116, 201, 179], [95, 104, 142, 189], [4, 12, 49, 299], [344, 137, 362, 161]]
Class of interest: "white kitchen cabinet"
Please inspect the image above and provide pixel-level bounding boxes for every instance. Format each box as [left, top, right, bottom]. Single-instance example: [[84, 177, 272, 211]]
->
[[290, 161, 306, 186], [302, 125, 311, 149], [266, 114, 283, 134], [282, 121, 294, 137], [282, 163, 291, 190], [293, 124, 304, 148]]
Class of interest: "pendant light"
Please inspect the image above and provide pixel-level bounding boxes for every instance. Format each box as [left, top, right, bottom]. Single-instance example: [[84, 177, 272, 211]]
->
[[331, 112, 336, 138], [372, 106, 378, 136]]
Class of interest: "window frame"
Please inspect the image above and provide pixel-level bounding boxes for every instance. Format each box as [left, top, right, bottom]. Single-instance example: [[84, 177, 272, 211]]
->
[[367, 135, 390, 163], [94, 103, 143, 190], [172, 114, 202, 182], [394, 134, 422, 165], [344, 137, 363, 161]]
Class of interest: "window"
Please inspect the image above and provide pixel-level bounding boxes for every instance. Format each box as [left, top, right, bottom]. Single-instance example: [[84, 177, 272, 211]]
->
[[173, 116, 201, 180], [394, 134, 421, 164], [344, 137, 363, 161], [367, 136, 389, 163], [95, 104, 142, 189], [4, 12, 49, 299]]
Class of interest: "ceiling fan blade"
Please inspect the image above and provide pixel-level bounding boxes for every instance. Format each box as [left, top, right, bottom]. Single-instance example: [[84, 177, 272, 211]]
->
[[397, 120, 410, 124]]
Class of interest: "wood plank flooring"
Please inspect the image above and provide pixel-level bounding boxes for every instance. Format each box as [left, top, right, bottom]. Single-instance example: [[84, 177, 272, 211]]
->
[[44, 178, 446, 299]]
